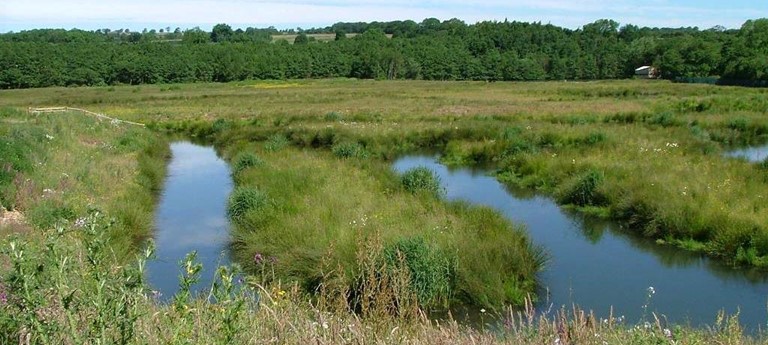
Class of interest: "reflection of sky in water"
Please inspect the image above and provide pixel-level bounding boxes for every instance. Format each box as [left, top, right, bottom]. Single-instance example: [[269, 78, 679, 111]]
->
[[147, 142, 233, 300], [726, 144, 768, 163], [394, 156, 768, 330]]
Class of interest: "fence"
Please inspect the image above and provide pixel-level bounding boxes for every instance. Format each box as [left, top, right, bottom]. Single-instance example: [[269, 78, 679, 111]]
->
[[28, 107, 146, 127]]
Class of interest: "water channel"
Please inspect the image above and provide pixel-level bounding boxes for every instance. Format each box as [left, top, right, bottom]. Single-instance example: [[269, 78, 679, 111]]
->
[[726, 144, 768, 163], [147, 142, 768, 329], [147, 142, 233, 300], [393, 155, 768, 329]]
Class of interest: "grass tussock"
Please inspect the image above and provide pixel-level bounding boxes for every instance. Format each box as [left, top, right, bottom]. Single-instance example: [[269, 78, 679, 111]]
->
[[400, 166, 443, 196], [224, 146, 542, 309]]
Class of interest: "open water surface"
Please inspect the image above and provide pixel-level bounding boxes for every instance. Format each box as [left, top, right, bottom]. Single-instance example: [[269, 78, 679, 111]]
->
[[147, 142, 233, 300], [394, 155, 768, 330]]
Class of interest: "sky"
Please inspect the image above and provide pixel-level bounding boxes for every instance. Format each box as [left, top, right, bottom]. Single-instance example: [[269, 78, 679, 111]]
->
[[1, 0, 766, 33]]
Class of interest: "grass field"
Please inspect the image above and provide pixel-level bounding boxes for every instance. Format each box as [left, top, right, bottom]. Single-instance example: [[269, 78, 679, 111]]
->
[[2, 79, 768, 343]]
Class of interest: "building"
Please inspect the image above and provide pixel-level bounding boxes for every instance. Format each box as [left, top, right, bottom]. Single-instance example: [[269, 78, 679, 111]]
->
[[635, 66, 657, 79]]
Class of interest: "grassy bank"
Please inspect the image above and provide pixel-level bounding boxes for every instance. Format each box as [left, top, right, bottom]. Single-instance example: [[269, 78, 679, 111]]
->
[[0, 107, 168, 256], [219, 143, 543, 309]]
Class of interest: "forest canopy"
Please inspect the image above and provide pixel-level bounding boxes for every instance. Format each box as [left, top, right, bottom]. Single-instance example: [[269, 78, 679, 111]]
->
[[1, 18, 766, 89]]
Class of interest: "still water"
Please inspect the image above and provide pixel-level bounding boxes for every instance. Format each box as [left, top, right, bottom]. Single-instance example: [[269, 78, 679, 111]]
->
[[726, 144, 768, 163], [393, 155, 768, 329], [147, 142, 233, 300]]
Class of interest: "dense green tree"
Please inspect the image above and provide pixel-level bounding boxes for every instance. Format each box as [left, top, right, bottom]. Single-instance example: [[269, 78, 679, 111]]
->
[[182, 28, 210, 44], [294, 33, 310, 45], [211, 23, 234, 42], [1, 18, 766, 89]]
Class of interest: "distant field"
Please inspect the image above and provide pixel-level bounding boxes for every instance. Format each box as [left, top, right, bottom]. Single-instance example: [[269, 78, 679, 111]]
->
[[271, 32, 394, 43]]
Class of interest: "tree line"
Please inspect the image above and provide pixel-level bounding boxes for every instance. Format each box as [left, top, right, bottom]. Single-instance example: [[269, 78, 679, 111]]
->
[[0, 18, 766, 89]]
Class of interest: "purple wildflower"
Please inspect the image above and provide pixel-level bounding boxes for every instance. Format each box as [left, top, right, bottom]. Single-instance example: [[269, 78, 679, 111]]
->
[[253, 253, 264, 265], [269, 256, 278, 264]]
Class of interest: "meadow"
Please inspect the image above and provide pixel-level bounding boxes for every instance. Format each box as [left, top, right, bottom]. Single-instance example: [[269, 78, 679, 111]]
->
[[1, 79, 768, 343]]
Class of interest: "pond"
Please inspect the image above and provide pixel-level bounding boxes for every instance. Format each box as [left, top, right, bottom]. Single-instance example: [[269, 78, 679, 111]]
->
[[726, 144, 768, 163], [393, 155, 768, 329], [147, 142, 233, 300]]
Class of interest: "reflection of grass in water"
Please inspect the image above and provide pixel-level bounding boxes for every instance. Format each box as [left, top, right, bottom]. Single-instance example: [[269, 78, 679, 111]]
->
[[225, 145, 543, 309]]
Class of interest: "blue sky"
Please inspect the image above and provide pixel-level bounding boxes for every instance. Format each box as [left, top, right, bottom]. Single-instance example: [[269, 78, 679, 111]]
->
[[1, 0, 766, 33]]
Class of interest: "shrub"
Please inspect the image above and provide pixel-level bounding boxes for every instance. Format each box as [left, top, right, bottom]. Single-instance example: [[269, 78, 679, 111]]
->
[[384, 237, 455, 307], [401, 167, 442, 196], [227, 187, 268, 223], [232, 152, 263, 175], [264, 134, 289, 152], [332, 142, 368, 159]]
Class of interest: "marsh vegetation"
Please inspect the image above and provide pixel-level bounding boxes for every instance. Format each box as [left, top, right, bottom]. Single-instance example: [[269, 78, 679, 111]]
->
[[2, 79, 768, 343]]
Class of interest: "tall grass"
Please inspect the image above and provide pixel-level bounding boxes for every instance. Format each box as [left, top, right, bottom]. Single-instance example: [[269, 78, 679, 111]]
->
[[223, 145, 542, 310], [0, 107, 168, 257], [0, 215, 760, 344]]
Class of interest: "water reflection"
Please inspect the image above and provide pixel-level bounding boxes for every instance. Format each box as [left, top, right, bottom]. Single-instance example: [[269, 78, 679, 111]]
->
[[147, 142, 233, 300], [393, 155, 768, 329], [726, 144, 768, 163]]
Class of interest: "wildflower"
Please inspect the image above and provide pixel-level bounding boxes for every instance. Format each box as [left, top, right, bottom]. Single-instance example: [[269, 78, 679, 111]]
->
[[253, 253, 263, 265], [480, 308, 486, 314], [151, 290, 162, 300], [663, 328, 672, 338], [269, 256, 278, 264], [45, 134, 54, 140], [278, 290, 286, 297], [74, 217, 87, 228], [647, 286, 655, 295]]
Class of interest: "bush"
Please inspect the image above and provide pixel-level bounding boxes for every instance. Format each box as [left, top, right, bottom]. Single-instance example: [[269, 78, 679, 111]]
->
[[332, 142, 368, 159], [232, 152, 263, 175], [401, 167, 442, 196], [227, 187, 268, 223], [384, 237, 455, 307]]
